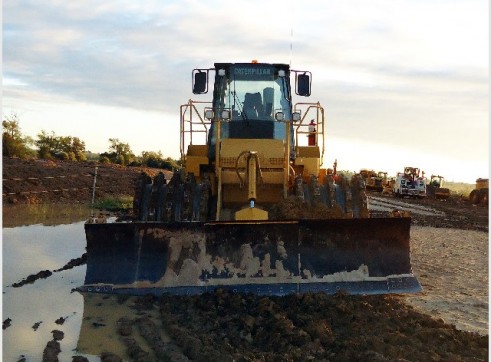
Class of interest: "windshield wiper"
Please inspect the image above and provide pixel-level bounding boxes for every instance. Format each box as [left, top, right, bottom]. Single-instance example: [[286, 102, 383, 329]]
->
[[232, 91, 248, 122]]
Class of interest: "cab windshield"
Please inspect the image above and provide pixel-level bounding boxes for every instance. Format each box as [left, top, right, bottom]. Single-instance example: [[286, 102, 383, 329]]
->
[[215, 64, 292, 141]]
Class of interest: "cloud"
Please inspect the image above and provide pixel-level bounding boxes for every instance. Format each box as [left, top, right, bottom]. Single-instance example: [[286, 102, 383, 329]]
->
[[3, 0, 488, 182], [4, 1, 194, 111]]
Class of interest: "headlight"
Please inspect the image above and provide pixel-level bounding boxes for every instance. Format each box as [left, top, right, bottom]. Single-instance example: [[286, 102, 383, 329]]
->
[[275, 112, 285, 121], [221, 110, 231, 120], [204, 110, 214, 120], [292, 112, 301, 122]]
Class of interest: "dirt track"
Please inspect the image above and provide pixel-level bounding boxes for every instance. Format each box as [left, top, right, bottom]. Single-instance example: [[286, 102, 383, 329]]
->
[[2, 157, 489, 361]]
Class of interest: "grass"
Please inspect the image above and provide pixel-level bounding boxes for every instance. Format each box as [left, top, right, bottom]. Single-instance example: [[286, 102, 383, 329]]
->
[[92, 195, 133, 211]]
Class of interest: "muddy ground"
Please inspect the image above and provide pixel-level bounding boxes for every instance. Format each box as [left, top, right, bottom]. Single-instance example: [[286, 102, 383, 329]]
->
[[2, 157, 489, 361]]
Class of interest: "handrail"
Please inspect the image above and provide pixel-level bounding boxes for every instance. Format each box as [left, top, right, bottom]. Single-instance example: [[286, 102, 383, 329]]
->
[[180, 99, 212, 162], [293, 101, 325, 166]]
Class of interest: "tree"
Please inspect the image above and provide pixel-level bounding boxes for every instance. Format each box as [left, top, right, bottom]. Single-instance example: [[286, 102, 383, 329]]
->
[[3, 115, 22, 139], [161, 157, 180, 171], [71, 137, 86, 160], [2, 114, 35, 158], [35, 130, 57, 159], [139, 151, 180, 170], [100, 138, 135, 165], [141, 150, 164, 168], [35, 130, 86, 161]]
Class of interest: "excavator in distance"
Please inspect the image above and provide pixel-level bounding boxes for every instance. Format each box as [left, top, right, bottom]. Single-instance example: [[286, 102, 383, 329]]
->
[[82, 62, 421, 296]]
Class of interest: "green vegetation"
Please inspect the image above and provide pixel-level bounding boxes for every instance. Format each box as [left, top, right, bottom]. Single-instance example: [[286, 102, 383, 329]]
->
[[2, 113, 36, 158], [92, 195, 133, 211], [2, 115, 180, 169], [99, 138, 136, 166], [141, 151, 181, 170], [35, 130, 87, 161], [85, 151, 101, 162]]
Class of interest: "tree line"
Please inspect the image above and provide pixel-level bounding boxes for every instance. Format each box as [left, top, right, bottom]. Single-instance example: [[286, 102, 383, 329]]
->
[[2, 113, 180, 170]]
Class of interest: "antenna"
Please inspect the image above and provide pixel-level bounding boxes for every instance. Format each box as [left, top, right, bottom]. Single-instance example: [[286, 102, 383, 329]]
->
[[289, 27, 293, 67]]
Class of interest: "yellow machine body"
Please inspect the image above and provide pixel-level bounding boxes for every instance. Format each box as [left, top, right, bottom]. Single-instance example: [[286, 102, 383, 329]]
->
[[82, 62, 421, 297]]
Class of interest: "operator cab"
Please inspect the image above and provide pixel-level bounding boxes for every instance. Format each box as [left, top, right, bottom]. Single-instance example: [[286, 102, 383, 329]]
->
[[192, 62, 311, 160]]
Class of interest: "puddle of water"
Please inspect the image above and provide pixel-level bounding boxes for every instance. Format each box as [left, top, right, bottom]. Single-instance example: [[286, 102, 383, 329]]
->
[[2, 209, 92, 361], [76, 293, 164, 359], [3, 221, 87, 286], [3, 204, 91, 228], [3, 270, 90, 361], [2, 205, 164, 361]]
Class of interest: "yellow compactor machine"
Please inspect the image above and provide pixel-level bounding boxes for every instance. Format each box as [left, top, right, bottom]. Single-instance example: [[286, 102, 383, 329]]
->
[[83, 62, 421, 296]]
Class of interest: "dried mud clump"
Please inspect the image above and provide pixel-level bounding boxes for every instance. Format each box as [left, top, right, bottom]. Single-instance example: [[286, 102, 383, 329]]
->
[[3, 318, 12, 330], [157, 289, 488, 361], [42, 330, 64, 362], [11, 270, 53, 288]]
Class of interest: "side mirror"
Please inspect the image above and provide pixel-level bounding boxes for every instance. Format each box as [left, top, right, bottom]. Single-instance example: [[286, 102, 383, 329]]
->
[[193, 70, 208, 94], [296, 72, 311, 97]]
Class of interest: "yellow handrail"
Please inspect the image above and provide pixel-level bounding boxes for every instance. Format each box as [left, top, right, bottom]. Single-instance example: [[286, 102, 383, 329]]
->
[[180, 99, 212, 161], [293, 101, 325, 166]]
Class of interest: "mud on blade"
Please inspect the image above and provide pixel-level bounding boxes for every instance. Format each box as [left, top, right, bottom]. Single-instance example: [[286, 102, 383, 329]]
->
[[82, 217, 421, 296]]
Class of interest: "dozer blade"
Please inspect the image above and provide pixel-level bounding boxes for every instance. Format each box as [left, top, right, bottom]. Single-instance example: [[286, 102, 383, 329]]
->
[[81, 217, 421, 296]]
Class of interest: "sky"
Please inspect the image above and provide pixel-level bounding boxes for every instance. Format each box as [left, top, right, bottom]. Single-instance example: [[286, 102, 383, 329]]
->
[[3, 0, 489, 183]]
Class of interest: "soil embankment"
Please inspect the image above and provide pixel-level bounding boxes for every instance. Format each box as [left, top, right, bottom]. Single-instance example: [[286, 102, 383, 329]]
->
[[2, 157, 168, 206]]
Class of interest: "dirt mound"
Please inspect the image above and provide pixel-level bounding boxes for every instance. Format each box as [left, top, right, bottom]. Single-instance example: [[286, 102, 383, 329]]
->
[[2, 157, 170, 205]]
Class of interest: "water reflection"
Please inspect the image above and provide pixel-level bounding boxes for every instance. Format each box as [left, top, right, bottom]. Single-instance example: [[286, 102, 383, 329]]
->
[[3, 205, 163, 361], [3, 221, 87, 286], [3, 270, 89, 361], [3, 204, 90, 228], [2, 205, 98, 361]]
